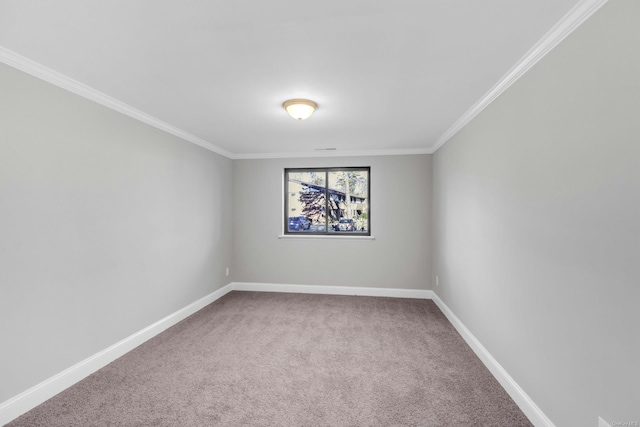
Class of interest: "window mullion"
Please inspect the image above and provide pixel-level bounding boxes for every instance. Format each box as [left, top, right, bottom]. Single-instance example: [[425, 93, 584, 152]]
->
[[324, 170, 329, 234]]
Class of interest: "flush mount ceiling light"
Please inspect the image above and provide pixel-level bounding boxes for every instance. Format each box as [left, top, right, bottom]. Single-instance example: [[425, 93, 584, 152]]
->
[[283, 99, 317, 121]]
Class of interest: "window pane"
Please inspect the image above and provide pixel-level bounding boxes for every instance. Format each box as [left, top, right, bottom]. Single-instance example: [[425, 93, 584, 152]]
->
[[285, 167, 370, 235], [287, 171, 327, 233], [327, 170, 369, 233]]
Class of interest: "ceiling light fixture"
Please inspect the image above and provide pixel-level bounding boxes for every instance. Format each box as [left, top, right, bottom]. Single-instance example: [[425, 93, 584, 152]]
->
[[283, 99, 317, 121]]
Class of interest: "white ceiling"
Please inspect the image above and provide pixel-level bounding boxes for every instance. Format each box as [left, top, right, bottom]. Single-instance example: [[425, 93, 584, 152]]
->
[[0, 0, 597, 158]]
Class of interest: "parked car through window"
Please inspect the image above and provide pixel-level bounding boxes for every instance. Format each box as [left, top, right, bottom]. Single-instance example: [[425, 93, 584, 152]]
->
[[337, 218, 356, 231], [288, 216, 311, 232]]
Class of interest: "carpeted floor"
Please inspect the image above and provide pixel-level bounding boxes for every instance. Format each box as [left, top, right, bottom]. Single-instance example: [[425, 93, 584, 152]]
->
[[7, 291, 532, 426]]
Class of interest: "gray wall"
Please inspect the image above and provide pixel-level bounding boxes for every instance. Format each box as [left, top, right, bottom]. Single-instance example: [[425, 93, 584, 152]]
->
[[0, 63, 234, 402], [432, 1, 639, 425], [3, 2, 638, 424], [233, 155, 432, 289]]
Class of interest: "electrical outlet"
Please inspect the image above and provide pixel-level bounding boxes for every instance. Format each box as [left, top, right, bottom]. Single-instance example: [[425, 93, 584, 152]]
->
[[225, 267, 230, 277], [436, 276, 439, 286]]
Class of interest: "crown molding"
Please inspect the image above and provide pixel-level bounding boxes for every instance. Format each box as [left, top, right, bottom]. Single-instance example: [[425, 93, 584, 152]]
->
[[0, 46, 430, 161], [231, 147, 434, 160], [0, 46, 234, 159], [1, 0, 607, 160], [431, 0, 609, 153]]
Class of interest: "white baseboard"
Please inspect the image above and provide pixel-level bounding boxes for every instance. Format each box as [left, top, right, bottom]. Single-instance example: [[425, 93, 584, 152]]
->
[[234, 282, 553, 426], [1, 282, 552, 427], [231, 282, 435, 299], [430, 292, 554, 427], [0, 283, 234, 426]]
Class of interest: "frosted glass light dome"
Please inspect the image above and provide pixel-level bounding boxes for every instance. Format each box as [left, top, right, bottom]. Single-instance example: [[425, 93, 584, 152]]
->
[[283, 99, 317, 120]]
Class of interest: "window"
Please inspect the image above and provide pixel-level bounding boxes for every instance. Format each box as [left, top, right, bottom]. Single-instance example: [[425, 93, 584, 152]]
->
[[284, 167, 370, 235]]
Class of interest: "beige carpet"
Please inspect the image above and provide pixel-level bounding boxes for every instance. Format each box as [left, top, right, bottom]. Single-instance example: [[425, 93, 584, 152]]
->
[[8, 291, 532, 426]]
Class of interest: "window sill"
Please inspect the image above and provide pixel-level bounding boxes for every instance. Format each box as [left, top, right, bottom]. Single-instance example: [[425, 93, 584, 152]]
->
[[278, 234, 375, 241]]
